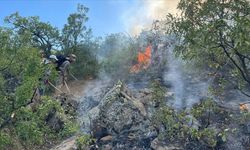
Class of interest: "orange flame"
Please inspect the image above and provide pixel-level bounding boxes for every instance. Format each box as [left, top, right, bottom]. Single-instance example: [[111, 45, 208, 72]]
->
[[130, 45, 151, 73], [240, 103, 249, 111]]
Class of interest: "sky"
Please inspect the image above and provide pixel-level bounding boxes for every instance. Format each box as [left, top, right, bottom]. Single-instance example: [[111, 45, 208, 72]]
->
[[0, 0, 178, 37]]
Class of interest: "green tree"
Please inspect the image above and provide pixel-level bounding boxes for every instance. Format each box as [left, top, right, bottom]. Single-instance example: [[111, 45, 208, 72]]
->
[[62, 4, 90, 52], [0, 26, 44, 148], [5, 12, 60, 56], [99, 33, 135, 78], [167, 0, 250, 96], [61, 4, 99, 78]]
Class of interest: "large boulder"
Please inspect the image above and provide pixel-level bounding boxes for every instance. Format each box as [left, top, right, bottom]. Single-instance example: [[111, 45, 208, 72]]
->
[[90, 81, 156, 149]]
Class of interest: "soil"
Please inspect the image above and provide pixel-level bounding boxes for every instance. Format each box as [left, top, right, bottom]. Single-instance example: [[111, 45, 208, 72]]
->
[[50, 136, 76, 150]]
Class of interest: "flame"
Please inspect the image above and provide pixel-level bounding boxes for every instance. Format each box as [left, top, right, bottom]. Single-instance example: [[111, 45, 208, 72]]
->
[[130, 45, 151, 73], [240, 103, 249, 111]]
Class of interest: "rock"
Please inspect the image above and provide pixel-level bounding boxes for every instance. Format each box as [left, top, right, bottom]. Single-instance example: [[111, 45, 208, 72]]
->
[[185, 115, 200, 130], [100, 135, 112, 142], [45, 93, 79, 133], [50, 136, 77, 150], [56, 93, 79, 116], [139, 88, 151, 95], [165, 92, 174, 97], [151, 138, 182, 150], [102, 144, 112, 150], [244, 121, 250, 134], [89, 81, 155, 149], [46, 110, 64, 132], [91, 121, 109, 140]]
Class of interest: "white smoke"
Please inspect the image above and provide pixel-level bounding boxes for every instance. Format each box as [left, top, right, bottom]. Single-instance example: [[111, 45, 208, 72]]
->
[[164, 42, 211, 109], [121, 0, 179, 35]]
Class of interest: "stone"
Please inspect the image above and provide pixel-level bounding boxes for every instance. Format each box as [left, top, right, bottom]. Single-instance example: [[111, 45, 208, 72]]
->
[[89, 81, 155, 149], [100, 135, 112, 142], [151, 138, 183, 150]]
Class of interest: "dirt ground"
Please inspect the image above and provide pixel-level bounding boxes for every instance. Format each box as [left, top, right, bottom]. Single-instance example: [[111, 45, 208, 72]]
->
[[50, 136, 77, 150], [54, 79, 90, 98]]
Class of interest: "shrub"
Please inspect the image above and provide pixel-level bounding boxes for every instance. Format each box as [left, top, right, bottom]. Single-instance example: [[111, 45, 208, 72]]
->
[[76, 134, 95, 150]]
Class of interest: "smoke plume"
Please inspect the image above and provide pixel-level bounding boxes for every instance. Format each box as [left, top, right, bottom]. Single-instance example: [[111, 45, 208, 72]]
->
[[122, 0, 179, 35]]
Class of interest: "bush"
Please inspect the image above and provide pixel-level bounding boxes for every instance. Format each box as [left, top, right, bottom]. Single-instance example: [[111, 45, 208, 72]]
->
[[59, 120, 79, 138], [76, 134, 95, 150], [150, 80, 166, 106], [0, 132, 11, 150], [16, 121, 43, 145], [153, 103, 222, 148]]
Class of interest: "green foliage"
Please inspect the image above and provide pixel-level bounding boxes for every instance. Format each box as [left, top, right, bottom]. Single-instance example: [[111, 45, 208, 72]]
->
[[5, 12, 60, 56], [166, 0, 250, 95], [62, 4, 90, 51], [36, 96, 63, 120], [191, 98, 217, 120], [70, 44, 99, 78], [150, 80, 166, 105], [218, 128, 230, 142], [61, 4, 100, 79], [76, 134, 95, 150], [153, 106, 188, 141], [188, 127, 217, 147], [0, 4, 90, 149], [16, 121, 43, 145], [100, 33, 135, 78], [59, 120, 80, 138], [0, 131, 11, 149], [153, 101, 225, 148], [0, 27, 43, 130]]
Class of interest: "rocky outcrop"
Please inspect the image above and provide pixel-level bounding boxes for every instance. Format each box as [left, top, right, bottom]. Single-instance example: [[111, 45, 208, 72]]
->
[[89, 81, 156, 149], [77, 79, 250, 150], [45, 94, 79, 132]]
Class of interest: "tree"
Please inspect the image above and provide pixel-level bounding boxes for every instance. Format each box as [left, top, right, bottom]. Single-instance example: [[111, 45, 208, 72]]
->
[[5, 12, 60, 56], [99, 33, 135, 79], [62, 4, 90, 53], [61, 4, 99, 78], [167, 0, 250, 97], [0, 26, 78, 149]]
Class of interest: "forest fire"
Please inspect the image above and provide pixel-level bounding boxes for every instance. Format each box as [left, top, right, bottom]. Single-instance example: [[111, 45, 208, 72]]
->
[[130, 45, 152, 73]]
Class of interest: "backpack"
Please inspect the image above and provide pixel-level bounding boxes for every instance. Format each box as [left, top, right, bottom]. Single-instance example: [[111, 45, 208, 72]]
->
[[56, 54, 67, 71]]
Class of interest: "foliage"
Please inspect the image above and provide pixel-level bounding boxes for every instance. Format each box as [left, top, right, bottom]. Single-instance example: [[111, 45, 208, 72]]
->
[[62, 4, 90, 51], [0, 27, 43, 127], [100, 33, 135, 78], [76, 134, 95, 150], [153, 106, 188, 141], [15, 120, 43, 145], [153, 100, 227, 148], [36, 96, 63, 120], [150, 80, 166, 106], [61, 4, 100, 79], [69, 43, 100, 78], [13, 96, 76, 146], [5, 12, 60, 56], [188, 127, 217, 147], [59, 120, 80, 138], [0, 3, 94, 149], [166, 0, 250, 96], [191, 98, 217, 126], [0, 131, 11, 150]]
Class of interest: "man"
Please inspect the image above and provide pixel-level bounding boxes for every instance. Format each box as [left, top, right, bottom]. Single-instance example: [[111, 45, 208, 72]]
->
[[39, 54, 59, 95], [58, 54, 76, 86]]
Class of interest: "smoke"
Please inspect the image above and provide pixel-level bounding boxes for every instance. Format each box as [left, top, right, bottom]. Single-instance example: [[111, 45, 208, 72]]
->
[[122, 0, 179, 35], [163, 41, 211, 109]]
